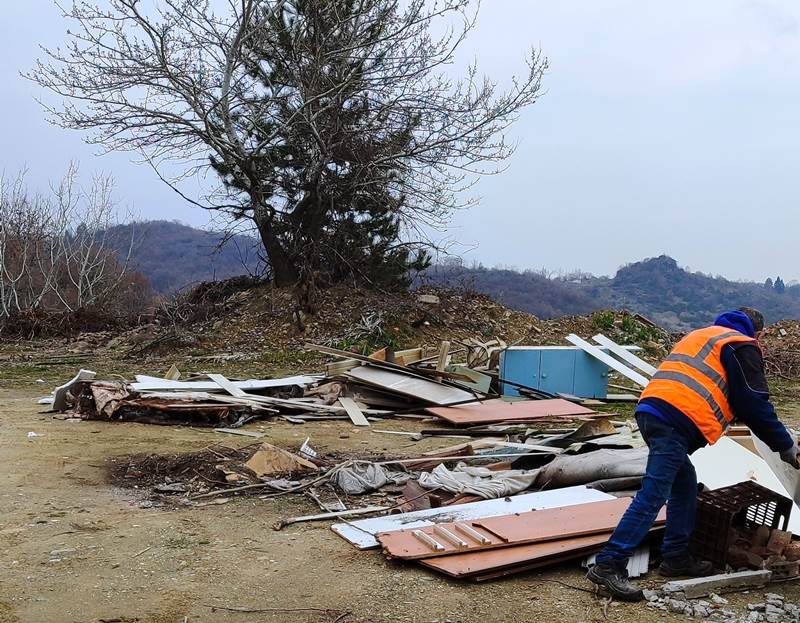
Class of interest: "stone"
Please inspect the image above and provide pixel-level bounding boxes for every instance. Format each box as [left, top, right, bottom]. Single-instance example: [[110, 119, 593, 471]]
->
[[765, 616, 779, 623], [693, 605, 710, 618], [710, 593, 729, 605], [643, 590, 660, 602], [668, 599, 687, 613], [749, 604, 766, 611], [662, 570, 773, 599], [764, 604, 783, 616], [746, 612, 761, 623]]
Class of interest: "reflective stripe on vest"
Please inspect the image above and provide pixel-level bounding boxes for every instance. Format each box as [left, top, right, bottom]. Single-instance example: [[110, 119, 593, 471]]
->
[[640, 327, 754, 443]]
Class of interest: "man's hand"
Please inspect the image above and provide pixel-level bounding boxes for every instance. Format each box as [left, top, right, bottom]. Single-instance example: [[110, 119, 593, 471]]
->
[[779, 443, 800, 469]]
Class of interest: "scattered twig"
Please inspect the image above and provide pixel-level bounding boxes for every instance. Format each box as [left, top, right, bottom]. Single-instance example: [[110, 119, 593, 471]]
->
[[204, 604, 348, 616], [132, 545, 152, 558]]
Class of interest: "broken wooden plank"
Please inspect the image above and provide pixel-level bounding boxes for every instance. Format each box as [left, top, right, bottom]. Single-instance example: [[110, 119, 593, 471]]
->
[[426, 398, 598, 426], [274, 506, 387, 530], [565, 334, 650, 388], [591, 334, 657, 376], [436, 341, 451, 372], [164, 365, 181, 381], [338, 397, 370, 427]]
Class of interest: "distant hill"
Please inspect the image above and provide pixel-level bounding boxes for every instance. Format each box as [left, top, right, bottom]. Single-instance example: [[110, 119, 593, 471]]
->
[[106, 220, 800, 330], [105, 221, 261, 293], [425, 256, 800, 331]]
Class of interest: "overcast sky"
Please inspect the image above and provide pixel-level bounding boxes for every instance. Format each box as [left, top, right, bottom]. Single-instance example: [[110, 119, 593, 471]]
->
[[2, 1, 799, 282]]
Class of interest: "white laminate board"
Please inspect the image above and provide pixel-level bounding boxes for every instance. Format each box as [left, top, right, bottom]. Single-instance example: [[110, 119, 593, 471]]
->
[[752, 434, 800, 508], [131, 375, 318, 392], [338, 397, 370, 426], [344, 365, 476, 405], [565, 334, 650, 388], [330, 486, 615, 549], [691, 437, 800, 533], [591, 334, 658, 376]]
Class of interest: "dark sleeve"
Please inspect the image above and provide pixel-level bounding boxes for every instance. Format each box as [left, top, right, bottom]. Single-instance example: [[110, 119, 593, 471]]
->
[[722, 343, 793, 452]]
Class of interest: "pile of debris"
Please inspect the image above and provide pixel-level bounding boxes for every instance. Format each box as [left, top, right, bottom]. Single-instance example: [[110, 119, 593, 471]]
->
[[41, 328, 800, 591], [761, 321, 800, 378]]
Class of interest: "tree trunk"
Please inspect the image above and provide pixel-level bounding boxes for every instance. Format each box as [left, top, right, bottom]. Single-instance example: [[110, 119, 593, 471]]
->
[[253, 213, 298, 286]]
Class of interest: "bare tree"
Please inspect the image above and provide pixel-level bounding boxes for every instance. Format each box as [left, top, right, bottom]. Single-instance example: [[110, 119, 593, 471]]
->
[[30, 0, 547, 288], [0, 165, 138, 325]]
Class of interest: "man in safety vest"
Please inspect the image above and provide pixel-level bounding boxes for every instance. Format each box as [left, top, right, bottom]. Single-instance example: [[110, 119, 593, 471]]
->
[[587, 308, 800, 601]]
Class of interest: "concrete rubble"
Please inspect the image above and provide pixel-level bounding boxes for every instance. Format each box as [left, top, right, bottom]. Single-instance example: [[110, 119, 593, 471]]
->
[[646, 591, 800, 622]]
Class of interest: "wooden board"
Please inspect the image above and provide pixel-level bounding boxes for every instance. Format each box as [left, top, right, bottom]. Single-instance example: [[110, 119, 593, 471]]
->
[[565, 334, 650, 388], [331, 486, 614, 549], [420, 532, 611, 577], [591, 334, 657, 376], [378, 498, 645, 560], [338, 397, 370, 427], [425, 398, 598, 426], [345, 365, 475, 406]]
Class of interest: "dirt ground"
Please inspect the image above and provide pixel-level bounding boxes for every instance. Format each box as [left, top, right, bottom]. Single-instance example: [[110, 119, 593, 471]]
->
[[4, 358, 800, 623]]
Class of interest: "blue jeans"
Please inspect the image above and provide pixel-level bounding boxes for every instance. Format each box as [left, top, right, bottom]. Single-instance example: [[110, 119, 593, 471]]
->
[[595, 414, 698, 564]]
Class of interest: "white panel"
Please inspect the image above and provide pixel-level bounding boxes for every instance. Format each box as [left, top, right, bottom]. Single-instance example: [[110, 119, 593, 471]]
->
[[591, 334, 658, 376], [691, 437, 800, 533], [565, 334, 650, 388], [331, 486, 615, 549], [131, 375, 318, 392]]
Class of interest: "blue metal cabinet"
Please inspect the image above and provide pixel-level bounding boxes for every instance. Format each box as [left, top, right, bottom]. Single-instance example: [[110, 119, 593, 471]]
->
[[539, 348, 576, 395], [499, 348, 541, 397], [500, 346, 628, 398], [573, 351, 610, 398]]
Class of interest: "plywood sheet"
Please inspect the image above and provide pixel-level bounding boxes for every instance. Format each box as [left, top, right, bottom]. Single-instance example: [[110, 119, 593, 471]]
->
[[425, 398, 598, 426], [421, 532, 611, 577], [345, 365, 475, 405], [331, 486, 614, 549], [378, 497, 654, 560]]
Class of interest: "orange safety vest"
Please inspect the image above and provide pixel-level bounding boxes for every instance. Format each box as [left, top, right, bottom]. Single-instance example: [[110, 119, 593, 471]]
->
[[639, 325, 755, 444]]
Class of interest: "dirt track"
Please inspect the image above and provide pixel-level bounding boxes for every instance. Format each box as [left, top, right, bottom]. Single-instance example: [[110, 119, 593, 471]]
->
[[3, 364, 800, 623]]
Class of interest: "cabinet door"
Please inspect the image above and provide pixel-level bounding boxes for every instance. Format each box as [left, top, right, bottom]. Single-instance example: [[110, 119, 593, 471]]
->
[[573, 350, 610, 398], [539, 349, 576, 396], [499, 350, 541, 397]]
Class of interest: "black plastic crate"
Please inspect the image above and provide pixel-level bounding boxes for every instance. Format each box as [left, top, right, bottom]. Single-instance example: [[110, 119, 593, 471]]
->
[[691, 481, 792, 569]]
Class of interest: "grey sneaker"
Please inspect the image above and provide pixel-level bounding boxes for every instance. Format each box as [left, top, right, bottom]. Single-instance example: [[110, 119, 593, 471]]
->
[[587, 561, 644, 602]]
